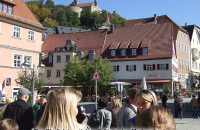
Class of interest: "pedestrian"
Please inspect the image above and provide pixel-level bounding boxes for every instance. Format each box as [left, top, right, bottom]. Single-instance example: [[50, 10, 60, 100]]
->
[[174, 95, 183, 118], [34, 97, 47, 125], [190, 94, 199, 118], [110, 97, 122, 128], [117, 86, 140, 129], [0, 97, 14, 119], [36, 88, 89, 130], [0, 118, 19, 130], [161, 93, 168, 108], [97, 96, 112, 130], [136, 89, 158, 127], [3, 87, 34, 130], [137, 106, 176, 130]]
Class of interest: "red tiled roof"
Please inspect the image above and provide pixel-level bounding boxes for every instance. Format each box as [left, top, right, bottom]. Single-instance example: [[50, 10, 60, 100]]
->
[[104, 23, 173, 61], [76, 2, 93, 8], [0, 0, 43, 29], [119, 40, 130, 49], [42, 29, 107, 58]]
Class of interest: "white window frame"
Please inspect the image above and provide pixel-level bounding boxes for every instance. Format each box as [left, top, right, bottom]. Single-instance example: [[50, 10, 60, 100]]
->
[[14, 54, 22, 68], [111, 49, 116, 56], [56, 70, 61, 77], [0, 3, 2, 12], [147, 64, 153, 71], [142, 48, 148, 55], [121, 49, 126, 56], [7, 5, 12, 14], [3, 3, 7, 13], [24, 56, 32, 67], [128, 65, 134, 71], [56, 55, 61, 63], [13, 26, 20, 38], [160, 64, 166, 70], [28, 30, 34, 41], [131, 48, 137, 56]]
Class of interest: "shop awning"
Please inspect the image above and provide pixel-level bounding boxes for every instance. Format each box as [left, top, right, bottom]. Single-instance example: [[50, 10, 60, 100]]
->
[[147, 80, 170, 83]]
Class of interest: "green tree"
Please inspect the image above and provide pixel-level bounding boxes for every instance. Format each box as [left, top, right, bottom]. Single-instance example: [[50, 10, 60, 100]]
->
[[37, 7, 52, 22], [15, 71, 45, 93], [110, 11, 126, 27], [42, 17, 58, 27], [44, 0, 54, 8]]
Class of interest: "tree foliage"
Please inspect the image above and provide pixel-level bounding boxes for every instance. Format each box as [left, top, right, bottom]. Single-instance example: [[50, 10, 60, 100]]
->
[[26, 1, 125, 28], [15, 71, 45, 93], [63, 57, 113, 90]]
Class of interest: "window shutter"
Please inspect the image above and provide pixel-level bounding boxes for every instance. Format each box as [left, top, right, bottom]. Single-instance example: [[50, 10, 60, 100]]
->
[[157, 64, 160, 70], [134, 65, 136, 71], [126, 65, 128, 71], [144, 64, 146, 70], [117, 65, 119, 71], [166, 64, 169, 70], [153, 64, 155, 70]]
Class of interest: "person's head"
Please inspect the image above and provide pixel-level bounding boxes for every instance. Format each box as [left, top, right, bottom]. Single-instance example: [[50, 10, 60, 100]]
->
[[38, 97, 47, 105], [18, 87, 31, 102], [98, 96, 109, 108], [128, 86, 141, 105], [137, 106, 176, 130], [0, 118, 19, 130], [137, 90, 158, 113], [111, 97, 122, 109], [37, 88, 84, 130]]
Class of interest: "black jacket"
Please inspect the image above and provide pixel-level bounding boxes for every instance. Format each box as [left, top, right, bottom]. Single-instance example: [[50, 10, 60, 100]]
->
[[3, 99, 34, 130]]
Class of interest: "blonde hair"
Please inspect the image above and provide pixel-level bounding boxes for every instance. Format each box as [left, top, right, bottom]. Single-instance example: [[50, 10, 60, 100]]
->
[[37, 88, 87, 130], [138, 90, 158, 106], [112, 98, 122, 109], [137, 106, 176, 130], [5, 97, 14, 104], [0, 118, 19, 130]]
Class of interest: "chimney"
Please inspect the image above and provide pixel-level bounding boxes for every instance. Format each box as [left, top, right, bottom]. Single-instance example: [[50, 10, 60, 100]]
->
[[185, 23, 187, 26], [154, 14, 157, 24], [110, 24, 114, 33]]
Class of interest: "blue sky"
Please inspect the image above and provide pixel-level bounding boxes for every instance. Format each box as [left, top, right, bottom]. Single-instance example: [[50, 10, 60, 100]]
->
[[52, 0, 200, 27]]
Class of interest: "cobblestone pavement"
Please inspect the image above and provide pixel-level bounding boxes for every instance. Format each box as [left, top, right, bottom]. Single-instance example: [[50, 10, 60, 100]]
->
[[176, 118, 200, 130]]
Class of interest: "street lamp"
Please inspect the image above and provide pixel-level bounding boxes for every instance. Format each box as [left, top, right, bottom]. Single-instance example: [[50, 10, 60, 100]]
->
[[21, 60, 45, 106]]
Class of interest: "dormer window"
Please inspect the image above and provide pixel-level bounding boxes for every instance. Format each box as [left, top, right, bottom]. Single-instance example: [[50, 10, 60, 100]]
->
[[0, 2, 13, 15], [66, 40, 75, 51], [131, 48, 137, 56], [110, 49, 116, 57], [88, 50, 95, 60], [142, 48, 148, 55], [120, 49, 126, 56], [77, 50, 84, 59]]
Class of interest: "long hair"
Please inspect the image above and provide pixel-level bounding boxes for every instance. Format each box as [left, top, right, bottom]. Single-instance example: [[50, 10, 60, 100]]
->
[[137, 106, 176, 130], [37, 88, 87, 130]]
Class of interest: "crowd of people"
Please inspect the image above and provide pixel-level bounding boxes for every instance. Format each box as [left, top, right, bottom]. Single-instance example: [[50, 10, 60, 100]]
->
[[0, 86, 179, 130]]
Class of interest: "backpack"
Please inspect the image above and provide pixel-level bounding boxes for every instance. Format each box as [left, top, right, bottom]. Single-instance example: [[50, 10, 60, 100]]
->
[[88, 109, 100, 128]]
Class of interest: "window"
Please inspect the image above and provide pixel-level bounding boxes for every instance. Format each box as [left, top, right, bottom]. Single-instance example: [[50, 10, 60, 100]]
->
[[126, 65, 136, 71], [24, 56, 32, 66], [142, 48, 148, 55], [0, 3, 2, 12], [157, 64, 169, 70], [3, 4, 7, 13], [56, 55, 61, 63], [13, 26, 20, 38], [143, 64, 155, 71], [47, 70, 51, 78], [7, 5, 12, 14], [120, 49, 126, 56], [66, 55, 70, 62], [113, 65, 119, 72], [56, 70, 61, 77], [14, 54, 22, 67], [110, 49, 116, 56], [28, 31, 34, 41], [88, 50, 95, 60], [131, 48, 137, 56], [77, 50, 84, 59], [48, 54, 53, 64]]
